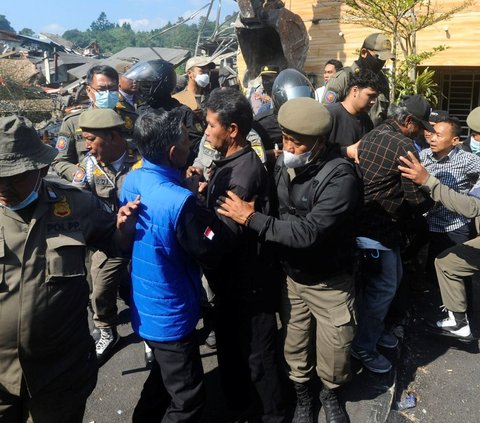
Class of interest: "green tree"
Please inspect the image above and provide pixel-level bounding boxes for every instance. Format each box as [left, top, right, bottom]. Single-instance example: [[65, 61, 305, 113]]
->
[[62, 29, 91, 48], [90, 12, 115, 32], [0, 15, 14, 32], [19, 28, 34, 36], [343, 0, 474, 103]]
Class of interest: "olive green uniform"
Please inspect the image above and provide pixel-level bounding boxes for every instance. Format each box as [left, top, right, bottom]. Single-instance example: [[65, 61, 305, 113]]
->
[[51, 107, 137, 182], [72, 147, 142, 329], [0, 180, 119, 421], [321, 61, 390, 127]]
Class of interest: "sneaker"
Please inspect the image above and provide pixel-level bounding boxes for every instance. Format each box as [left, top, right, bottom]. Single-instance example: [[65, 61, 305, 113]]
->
[[205, 330, 217, 350], [431, 310, 473, 339], [351, 347, 392, 373], [95, 327, 120, 364], [320, 386, 349, 423], [377, 332, 399, 349], [144, 341, 154, 367]]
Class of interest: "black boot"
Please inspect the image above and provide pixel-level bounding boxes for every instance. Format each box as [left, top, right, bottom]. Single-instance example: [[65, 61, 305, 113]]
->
[[319, 386, 348, 423], [292, 382, 314, 423]]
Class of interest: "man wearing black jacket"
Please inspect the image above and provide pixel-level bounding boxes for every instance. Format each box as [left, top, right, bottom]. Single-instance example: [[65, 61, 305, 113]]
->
[[203, 88, 286, 423], [218, 97, 361, 423]]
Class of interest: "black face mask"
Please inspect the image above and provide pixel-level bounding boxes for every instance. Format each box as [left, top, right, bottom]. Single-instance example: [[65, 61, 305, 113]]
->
[[360, 52, 386, 73]]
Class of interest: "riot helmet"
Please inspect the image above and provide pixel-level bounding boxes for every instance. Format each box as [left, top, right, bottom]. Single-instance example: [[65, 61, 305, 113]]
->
[[271, 68, 315, 113], [123, 60, 176, 105]]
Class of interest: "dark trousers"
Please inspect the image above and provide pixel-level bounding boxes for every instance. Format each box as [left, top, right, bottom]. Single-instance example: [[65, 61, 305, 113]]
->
[[0, 359, 96, 423], [132, 331, 205, 423], [215, 300, 287, 423]]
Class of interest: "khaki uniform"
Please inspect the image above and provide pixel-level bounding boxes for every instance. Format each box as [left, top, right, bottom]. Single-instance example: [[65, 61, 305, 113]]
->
[[72, 147, 142, 328], [0, 180, 118, 400], [51, 107, 138, 182], [321, 61, 390, 127], [173, 89, 202, 112]]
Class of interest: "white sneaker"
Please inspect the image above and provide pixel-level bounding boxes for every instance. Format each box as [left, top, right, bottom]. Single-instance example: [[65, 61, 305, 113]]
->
[[435, 310, 472, 339], [95, 327, 120, 363]]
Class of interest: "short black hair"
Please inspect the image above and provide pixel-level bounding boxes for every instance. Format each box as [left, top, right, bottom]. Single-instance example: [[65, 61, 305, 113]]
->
[[86, 65, 119, 86], [439, 117, 462, 138], [133, 109, 184, 164], [204, 88, 253, 138], [325, 59, 343, 72], [347, 69, 381, 92]]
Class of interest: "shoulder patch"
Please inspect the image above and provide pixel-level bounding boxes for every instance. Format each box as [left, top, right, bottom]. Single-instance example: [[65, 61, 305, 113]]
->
[[55, 135, 69, 151], [72, 168, 86, 184], [124, 115, 134, 129], [324, 90, 338, 104]]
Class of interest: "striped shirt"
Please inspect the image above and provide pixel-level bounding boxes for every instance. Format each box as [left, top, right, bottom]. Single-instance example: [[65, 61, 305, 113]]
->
[[420, 147, 480, 232]]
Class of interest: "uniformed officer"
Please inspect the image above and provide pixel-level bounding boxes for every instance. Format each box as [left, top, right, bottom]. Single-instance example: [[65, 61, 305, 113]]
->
[[51, 65, 138, 182], [0, 114, 138, 422], [321, 33, 395, 127], [73, 108, 142, 364]]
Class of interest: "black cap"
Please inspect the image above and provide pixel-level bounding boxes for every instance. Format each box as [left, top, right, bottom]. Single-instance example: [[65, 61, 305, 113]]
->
[[429, 110, 449, 123], [401, 95, 434, 132]]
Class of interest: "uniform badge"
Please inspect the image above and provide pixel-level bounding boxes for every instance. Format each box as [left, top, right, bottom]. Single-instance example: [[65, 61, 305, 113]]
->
[[324, 91, 337, 103], [53, 197, 72, 218], [251, 145, 265, 163], [72, 168, 86, 184], [55, 136, 69, 151], [124, 116, 133, 129], [93, 168, 103, 177]]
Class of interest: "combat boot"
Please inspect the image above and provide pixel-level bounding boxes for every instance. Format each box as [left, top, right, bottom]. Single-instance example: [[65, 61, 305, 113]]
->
[[292, 381, 314, 423], [319, 386, 349, 423]]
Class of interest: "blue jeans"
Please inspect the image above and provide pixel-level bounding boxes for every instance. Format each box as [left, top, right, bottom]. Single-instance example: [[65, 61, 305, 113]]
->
[[354, 247, 403, 352]]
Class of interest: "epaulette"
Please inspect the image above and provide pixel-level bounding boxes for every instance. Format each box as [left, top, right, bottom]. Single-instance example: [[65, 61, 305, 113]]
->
[[131, 159, 143, 170], [62, 109, 83, 122]]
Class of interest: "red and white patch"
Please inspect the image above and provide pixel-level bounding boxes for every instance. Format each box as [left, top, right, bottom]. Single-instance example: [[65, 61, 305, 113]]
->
[[324, 90, 338, 104], [204, 226, 215, 240], [55, 136, 69, 151], [72, 168, 86, 184]]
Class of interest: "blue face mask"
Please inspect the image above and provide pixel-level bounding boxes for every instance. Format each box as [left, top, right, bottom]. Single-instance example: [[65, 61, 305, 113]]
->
[[5, 171, 41, 211], [95, 90, 119, 109], [470, 136, 480, 156]]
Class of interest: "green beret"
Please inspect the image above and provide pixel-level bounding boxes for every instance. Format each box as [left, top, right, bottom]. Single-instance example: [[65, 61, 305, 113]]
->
[[278, 97, 332, 136], [79, 109, 125, 130], [466, 107, 480, 133]]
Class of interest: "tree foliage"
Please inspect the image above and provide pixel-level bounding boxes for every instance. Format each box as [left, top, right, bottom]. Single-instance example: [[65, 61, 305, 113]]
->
[[19, 28, 34, 36], [90, 12, 115, 32], [0, 15, 14, 32], [343, 0, 474, 102]]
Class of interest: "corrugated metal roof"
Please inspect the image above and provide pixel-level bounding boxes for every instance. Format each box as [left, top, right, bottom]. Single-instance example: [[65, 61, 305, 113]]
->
[[67, 47, 191, 79]]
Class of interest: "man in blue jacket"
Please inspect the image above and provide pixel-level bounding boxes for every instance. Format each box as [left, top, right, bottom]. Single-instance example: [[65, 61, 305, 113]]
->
[[120, 109, 225, 422]]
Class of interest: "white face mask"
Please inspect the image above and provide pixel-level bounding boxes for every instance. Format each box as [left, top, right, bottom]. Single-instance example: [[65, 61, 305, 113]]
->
[[283, 140, 318, 169], [195, 73, 210, 88]]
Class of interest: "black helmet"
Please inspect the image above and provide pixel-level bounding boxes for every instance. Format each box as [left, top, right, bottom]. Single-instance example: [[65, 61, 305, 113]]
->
[[123, 60, 176, 104], [272, 68, 315, 112]]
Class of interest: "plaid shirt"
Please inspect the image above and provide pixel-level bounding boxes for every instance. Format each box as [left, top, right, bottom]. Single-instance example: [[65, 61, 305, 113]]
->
[[357, 120, 431, 248], [420, 147, 480, 232]]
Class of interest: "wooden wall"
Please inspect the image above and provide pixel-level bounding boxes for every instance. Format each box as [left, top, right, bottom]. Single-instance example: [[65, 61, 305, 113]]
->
[[281, 0, 480, 81]]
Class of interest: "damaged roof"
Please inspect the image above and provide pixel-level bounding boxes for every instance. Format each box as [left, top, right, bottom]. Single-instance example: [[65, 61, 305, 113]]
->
[[67, 46, 191, 79]]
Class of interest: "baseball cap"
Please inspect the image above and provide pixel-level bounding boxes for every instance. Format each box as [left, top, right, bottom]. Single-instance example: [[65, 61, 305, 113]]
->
[[278, 97, 332, 136], [185, 56, 215, 71], [362, 33, 395, 61], [429, 110, 449, 123], [0, 115, 57, 177], [79, 109, 125, 130], [401, 95, 435, 132]]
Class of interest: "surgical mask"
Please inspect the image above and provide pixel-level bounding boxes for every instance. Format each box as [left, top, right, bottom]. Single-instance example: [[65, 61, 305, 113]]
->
[[283, 141, 318, 169], [95, 90, 119, 109], [5, 171, 41, 211], [470, 136, 480, 156], [195, 73, 210, 88]]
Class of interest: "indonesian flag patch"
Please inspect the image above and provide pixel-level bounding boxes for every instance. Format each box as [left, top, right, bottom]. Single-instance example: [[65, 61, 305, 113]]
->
[[204, 226, 215, 240]]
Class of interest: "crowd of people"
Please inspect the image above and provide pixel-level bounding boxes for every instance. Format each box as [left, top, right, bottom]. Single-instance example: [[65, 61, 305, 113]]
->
[[1, 30, 480, 423]]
